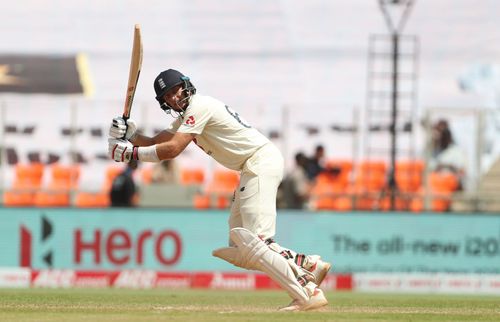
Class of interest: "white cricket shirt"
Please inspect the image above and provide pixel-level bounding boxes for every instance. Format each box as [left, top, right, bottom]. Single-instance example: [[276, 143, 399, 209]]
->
[[166, 94, 270, 171]]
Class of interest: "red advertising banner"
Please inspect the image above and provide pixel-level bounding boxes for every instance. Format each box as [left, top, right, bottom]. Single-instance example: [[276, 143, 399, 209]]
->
[[28, 269, 350, 290]]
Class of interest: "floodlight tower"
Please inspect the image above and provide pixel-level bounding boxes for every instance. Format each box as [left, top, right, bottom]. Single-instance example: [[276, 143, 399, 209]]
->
[[382, 0, 416, 210], [364, 0, 418, 211]]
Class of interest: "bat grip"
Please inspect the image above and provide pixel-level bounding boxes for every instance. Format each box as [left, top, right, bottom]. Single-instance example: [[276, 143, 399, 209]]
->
[[121, 114, 129, 139]]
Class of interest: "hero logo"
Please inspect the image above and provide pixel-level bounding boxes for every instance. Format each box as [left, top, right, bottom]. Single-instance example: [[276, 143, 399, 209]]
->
[[74, 229, 182, 266], [20, 218, 183, 268], [20, 216, 54, 268]]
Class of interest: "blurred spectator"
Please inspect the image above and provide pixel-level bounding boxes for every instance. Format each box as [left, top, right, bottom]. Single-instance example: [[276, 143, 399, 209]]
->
[[281, 152, 312, 209], [429, 120, 467, 190], [151, 159, 180, 184], [431, 119, 450, 157], [306, 145, 326, 181], [110, 160, 139, 207]]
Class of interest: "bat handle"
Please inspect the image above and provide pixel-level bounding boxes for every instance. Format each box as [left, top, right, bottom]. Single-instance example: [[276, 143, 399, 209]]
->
[[121, 114, 129, 139]]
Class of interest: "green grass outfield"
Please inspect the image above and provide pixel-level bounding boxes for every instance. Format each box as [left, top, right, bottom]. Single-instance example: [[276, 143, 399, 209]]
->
[[0, 288, 499, 322]]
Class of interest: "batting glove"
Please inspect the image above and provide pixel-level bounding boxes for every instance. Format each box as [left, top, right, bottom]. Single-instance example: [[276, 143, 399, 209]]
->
[[109, 117, 137, 140], [108, 138, 137, 162]]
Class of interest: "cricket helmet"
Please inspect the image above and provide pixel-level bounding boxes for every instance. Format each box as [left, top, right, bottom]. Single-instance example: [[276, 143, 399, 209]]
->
[[153, 69, 196, 115]]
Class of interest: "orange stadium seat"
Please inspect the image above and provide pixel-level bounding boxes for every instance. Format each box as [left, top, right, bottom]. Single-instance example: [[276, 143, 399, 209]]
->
[[396, 174, 422, 193], [3, 162, 45, 207], [359, 160, 387, 175], [51, 163, 80, 182], [313, 195, 353, 211], [15, 162, 44, 187], [325, 159, 353, 185], [314, 196, 336, 210], [215, 195, 230, 209], [374, 160, 425, 211], [213, 169, 239, 187], [409, 198, 424, 212], [49, 163, 80, 190], [356, 161, 387, 190], [428, 171, 459, 212], [409, 171, 459, 212], [205, 169, 239, 196], [353, 164, 387, 210], [34, 191, 70, 207], [3, 190, 35, 207], [33, 164, 81, 208], [396, 159, 424, 174], [75, 164, 126, 208], [180, 168, 205, 185], [379, 195, 410, 211], [311, 172, 352, 211], [74, 192, 110, 208], [199, 169, 239, 209], [395, 160, 424, 193], [429, 171, 459, 192], [141, 166, 153, 185], [334, 196, 354, 211], [193, 194, 211, 209]]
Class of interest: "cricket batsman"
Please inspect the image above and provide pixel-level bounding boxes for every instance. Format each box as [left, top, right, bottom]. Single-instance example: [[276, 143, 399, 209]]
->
[[108, 69, 331, 311]]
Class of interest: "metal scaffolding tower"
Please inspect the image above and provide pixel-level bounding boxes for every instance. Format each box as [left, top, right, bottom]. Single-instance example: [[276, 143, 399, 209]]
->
[[364, 0, 419, 210]]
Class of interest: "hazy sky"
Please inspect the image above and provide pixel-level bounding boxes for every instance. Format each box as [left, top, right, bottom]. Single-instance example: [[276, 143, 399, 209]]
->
[[2, 0, 498, 110]]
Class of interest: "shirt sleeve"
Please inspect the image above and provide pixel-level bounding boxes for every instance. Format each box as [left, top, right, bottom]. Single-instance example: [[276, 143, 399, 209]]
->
[[165, 118, 182, 134]]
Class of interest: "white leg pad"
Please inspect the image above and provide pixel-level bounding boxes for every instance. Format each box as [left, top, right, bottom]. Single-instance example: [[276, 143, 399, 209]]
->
[[229, 228, 309, 302], [212, 247, 259, 270]]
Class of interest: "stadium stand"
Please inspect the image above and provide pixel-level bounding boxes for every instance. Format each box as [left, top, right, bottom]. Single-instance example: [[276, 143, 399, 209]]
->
[[32, 163, 81, 207], [74, 164, 123, 208], [180, 168, 205, 186], [3, 162, 45, 207], [74, 191, 109, 208], [310, 160, 353, 211], [0, 158, 468, 212], [196, 169, 239, 209], [141, 166, 153, 185], [353, 160, 387, 210], [193, 193, 211, 209], [409, 171, 460, 212]]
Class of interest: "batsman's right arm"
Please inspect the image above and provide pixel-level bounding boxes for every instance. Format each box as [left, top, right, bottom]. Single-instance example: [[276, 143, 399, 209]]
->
[[129, 130, 175, 147]]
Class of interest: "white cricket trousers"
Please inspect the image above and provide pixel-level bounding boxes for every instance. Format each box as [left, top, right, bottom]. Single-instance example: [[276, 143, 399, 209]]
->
[[228, 143, 284, 244]]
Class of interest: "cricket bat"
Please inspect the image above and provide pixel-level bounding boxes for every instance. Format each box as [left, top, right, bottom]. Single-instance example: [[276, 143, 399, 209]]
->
[[122, 24, 143, 121]]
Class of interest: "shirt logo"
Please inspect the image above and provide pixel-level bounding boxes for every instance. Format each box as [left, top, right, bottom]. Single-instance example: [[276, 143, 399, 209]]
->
[[185, 116, 195, 126]]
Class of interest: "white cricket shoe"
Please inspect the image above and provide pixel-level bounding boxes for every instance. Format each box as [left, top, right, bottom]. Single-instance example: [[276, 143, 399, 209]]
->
[[305, 255, 332, 286], [278, 287, 328, 312]]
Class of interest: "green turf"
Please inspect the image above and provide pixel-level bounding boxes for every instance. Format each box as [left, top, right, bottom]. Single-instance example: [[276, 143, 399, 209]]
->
[[0, 289, 499, 322]]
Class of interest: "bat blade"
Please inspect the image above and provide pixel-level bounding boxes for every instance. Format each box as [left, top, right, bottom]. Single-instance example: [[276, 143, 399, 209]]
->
[[122, 24, 143, 120]]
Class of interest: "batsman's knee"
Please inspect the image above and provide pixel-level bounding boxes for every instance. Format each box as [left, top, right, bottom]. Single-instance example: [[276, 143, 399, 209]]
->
[[212, 246, 259, 271]]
